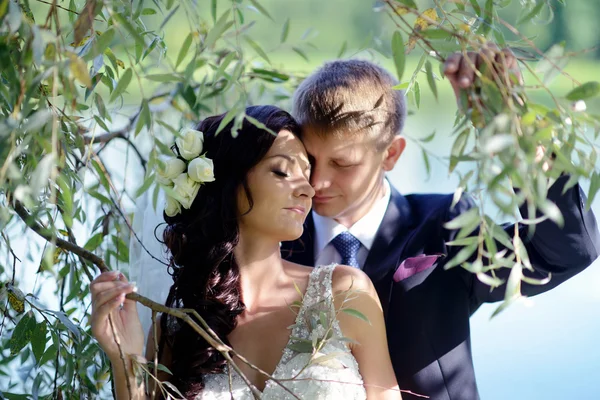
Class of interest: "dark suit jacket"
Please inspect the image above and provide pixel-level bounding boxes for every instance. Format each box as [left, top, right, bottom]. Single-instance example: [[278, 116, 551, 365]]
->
[[281, 176, 600, 400]]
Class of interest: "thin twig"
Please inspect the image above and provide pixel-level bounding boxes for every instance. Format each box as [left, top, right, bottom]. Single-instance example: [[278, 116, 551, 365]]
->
[[152, 311, 158, 400], [35, 0, 103, 21], [108, 314, 133, 399], [89, 153, 168, 267]]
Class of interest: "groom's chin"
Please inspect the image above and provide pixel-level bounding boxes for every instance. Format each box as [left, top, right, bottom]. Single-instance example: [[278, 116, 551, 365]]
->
[[311, 202, 341, 219]]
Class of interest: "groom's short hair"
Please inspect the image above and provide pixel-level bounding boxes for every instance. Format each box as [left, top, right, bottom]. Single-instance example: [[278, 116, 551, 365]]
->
[[292, 59, 407, 150]]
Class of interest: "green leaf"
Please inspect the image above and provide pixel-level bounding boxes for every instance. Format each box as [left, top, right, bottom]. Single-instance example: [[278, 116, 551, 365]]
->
[[135, 174, 155, 198], [281, 18, 290, 43], [422, 148, 430, 178], [92, 115, 109, 132], [517, 1, 545, 25], [31, 322, 48, 364], [38, 343, 57, 367], [159, 5, 180, 31], [449, 128, 470, 172], [251, 68, 289, 83], [205, 10, 233, 49], [446, 236, 479, 247], [112, 235, 130, 263], [112, 13, 146, 48], [397, 0, 417, 8], [146, 362, 173, 375], [211, 0, 217, 21], [391, 31, 405, 83], [481, 77, 503, 114], [469, 0, 482, 16], [476, 272, 505, 288], [145, 73, 183, 82], [420, 131, 436, 143], [84, 232, 105, 251], [108, 67, 133, 103], [536, 42, 567, 85], [421, 29, 453, 39], [244, 36, 270, 64], [337, 41, 347, 58], [216, 107, 242, 135], [176, 33, 193, 68], [135, 99, 151, 136], [565, 81, 600, 101], [425, 60, 438, 101], [311, 352, 347, 369], [444, 207, 479, 230], [94, 93, 108, 121], [479, 0, 494, 36], [49, 311, 81, 342], [491, 293, 520, 318], [287, 340, 313, 353], [414, 80, 421, 109], [248, 0, 274, 21], [444, 242, 478, 270], [539, 199, 564, 226], [9, 312, 37, 356], [245, 115, 277, 136], [587, 172, 600, 211], [292, 46, 309, 62], [504, 262, 523, 301], [85, 28, 115, 61], [341, 308, 370, 324], [91, 159, 110, 192], [141, 8, 157, 15]]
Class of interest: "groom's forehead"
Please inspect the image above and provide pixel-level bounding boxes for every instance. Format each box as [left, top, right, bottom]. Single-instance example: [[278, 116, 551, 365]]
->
[[302, 128, 377, 153]]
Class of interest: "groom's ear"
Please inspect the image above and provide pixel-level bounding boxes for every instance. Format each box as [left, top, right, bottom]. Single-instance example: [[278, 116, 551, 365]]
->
[[382, 136, 406, 172]]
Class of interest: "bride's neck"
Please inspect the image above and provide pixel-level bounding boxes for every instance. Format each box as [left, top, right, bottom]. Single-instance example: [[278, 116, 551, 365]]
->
[[233, 233, 285, 309]]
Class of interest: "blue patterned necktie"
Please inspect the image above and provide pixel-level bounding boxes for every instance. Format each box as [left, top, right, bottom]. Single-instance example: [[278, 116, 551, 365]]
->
[[331, 231, 362, 269]]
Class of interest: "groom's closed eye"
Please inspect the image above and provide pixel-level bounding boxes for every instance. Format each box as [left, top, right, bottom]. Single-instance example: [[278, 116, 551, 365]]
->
[[332, 159, 358, 168]]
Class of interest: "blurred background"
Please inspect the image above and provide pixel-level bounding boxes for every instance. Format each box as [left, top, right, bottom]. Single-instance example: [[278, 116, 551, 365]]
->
[[4, 0, 600, 398]]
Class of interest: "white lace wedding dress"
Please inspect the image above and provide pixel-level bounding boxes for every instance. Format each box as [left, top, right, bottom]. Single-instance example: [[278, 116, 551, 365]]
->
[[197, 264, 367, 399]]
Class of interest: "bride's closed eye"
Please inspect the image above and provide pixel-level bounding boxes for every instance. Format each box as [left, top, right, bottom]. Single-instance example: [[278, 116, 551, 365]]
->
[[272, 169, 289, 178]]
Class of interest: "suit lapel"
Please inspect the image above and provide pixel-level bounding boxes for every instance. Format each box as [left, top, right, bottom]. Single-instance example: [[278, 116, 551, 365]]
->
[[363, 185, 415, 283]]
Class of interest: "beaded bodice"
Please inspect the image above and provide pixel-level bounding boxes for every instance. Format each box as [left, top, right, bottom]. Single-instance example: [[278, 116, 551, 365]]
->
[[196, 264, 366, 399]]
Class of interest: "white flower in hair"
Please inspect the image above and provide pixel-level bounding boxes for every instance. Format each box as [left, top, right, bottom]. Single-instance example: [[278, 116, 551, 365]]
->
[[172, 172, 201, 209], [188, 156, 215, 183], [175, 128, 204, 160], [156, 157, 186, 186], [164, 194, 182, 217]]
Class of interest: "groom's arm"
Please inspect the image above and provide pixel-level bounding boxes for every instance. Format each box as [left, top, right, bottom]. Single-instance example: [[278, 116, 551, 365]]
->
[[446, 175, 599, 305]]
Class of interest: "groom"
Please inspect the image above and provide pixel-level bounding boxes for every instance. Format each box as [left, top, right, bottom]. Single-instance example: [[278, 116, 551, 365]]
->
[[282, 49, 600, 399]]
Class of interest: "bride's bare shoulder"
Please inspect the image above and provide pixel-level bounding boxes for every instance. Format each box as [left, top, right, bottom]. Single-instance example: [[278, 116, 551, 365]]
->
[[331, 264, 376, 296]]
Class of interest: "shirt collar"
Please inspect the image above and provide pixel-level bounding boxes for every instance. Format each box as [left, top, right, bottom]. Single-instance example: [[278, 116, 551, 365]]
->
[[313, 179, 391, 256]]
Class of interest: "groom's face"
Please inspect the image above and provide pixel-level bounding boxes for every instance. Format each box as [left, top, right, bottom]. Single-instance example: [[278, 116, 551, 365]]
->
[[301, 128, 387, 226]]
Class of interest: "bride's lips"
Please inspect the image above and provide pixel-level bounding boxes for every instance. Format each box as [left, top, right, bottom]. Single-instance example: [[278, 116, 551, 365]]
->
[[284, 206, 307, 215]]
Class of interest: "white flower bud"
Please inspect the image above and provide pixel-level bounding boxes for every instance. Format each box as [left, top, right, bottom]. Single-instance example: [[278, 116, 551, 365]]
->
[[175, 128, 204, 160], [187, 156, 215, 183]]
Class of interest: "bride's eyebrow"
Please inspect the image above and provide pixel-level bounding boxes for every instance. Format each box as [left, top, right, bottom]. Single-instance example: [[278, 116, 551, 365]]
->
[[267, 154, 294, 162]]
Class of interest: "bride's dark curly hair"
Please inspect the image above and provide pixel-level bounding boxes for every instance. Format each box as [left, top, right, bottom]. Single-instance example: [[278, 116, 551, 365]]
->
[[158, 105, 301, 397]]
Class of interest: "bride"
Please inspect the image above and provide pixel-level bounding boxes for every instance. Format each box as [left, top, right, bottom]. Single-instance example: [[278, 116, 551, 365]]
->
[[89, 105, 401, 399]]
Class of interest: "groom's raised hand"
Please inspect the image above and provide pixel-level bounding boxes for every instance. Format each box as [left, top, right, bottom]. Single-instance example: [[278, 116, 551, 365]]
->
[[443, 44, 523, 110]]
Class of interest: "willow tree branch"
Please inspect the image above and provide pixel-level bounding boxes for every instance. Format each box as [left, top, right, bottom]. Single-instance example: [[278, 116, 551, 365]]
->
[[13, 201, 108, 271], [11, 200, 265, 399], [13, 199, 303, 399]]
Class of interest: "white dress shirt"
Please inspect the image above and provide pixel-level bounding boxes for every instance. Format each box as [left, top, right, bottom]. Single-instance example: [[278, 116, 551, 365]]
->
[[313, 179, 391, 269]]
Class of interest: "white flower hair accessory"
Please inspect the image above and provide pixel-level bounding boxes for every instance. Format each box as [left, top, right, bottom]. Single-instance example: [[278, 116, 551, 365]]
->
[[157, 128, 215, 217]]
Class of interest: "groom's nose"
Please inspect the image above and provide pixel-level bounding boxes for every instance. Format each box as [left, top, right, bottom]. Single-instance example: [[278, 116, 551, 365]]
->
[[310, 164, 332, 191]]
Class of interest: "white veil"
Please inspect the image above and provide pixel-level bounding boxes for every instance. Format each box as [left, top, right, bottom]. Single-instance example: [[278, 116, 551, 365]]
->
[[128, 188, 173, 344]]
